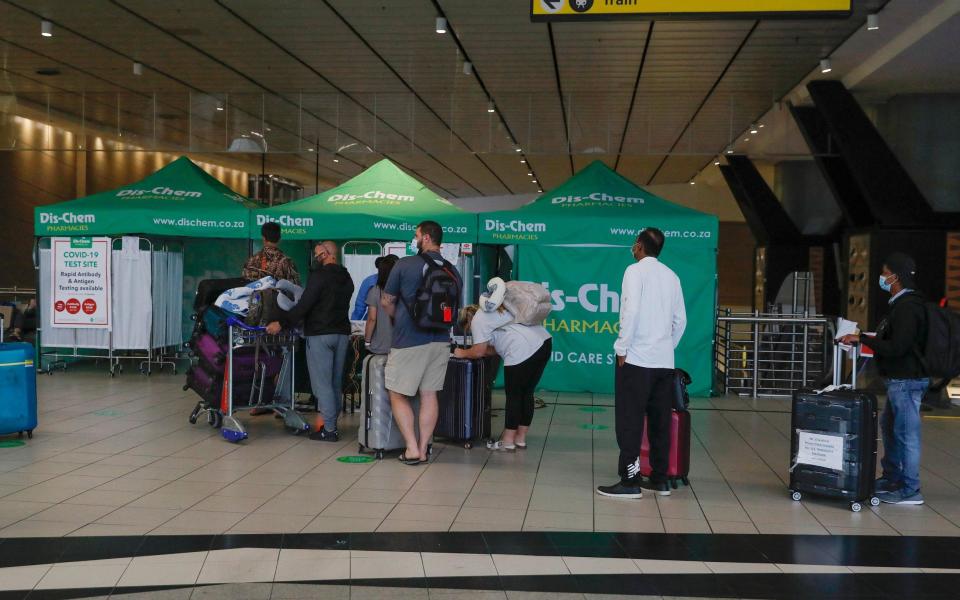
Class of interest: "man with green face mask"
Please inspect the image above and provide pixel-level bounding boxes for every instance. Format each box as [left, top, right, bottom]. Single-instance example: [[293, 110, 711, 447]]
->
[[841, 252, 928, 505]]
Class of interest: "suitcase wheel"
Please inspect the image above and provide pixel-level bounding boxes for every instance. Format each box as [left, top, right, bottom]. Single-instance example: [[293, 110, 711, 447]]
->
[[207, 411, 223, 429], [681, 477, 690, 486], [670, 480, 678, 490], [375, 450, 384, 460], [870, 496, 881, 507], [27, 430, 32, 439], [850, 502, 863, 513], [790, 491, 802, 502], [189, 403, 202, 425]]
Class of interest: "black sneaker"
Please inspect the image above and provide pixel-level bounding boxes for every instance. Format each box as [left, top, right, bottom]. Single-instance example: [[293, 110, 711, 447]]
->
[[639, 479, 671, 497], [596, 479, 643, 499], [309, 428, 339, 442]]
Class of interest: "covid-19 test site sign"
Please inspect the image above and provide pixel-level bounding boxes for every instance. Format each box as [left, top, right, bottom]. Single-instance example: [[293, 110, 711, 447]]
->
[[50, 237, 111, 329]]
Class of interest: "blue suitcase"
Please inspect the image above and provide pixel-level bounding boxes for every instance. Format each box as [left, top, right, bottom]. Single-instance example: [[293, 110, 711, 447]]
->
[[435, 357, 491, 448], [0, 342, 38, 439]]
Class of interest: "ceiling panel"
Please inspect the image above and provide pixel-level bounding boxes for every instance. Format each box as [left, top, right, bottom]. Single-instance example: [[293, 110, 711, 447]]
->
[[0, 0, 906, 193]]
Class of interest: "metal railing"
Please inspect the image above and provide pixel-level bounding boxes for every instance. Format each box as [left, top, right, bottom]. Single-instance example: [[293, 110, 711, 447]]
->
[[715, 309, 835, 398], [0, 287, 37, 303]]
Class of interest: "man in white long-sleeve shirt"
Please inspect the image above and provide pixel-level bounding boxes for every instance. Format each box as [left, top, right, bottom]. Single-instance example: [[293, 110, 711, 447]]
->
[[597, 228, 687, 499]]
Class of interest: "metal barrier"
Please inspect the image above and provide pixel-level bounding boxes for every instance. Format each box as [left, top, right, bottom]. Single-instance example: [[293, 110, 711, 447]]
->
[[715, 309, 835, 398]]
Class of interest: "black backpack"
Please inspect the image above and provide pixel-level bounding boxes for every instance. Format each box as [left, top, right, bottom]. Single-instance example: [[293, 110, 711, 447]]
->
[[403, 255, 461, 331], [918, 303, 960, 379]]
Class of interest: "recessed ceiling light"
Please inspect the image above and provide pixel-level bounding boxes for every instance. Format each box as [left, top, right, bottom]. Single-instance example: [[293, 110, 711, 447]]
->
[[333, 158, 340, 163], [714, 160, 720, 166], [867, 13, 879, 31], [689, 181, 696, 185], [521, 159, 526, 164], [307, 148, 314, 152], [515, 147, 522, 153], [820, 58, 832, 74], [216, 105, 224, 111], [726, 148, 734, 155], [487, 101, 495, 113], [527, 172, 533, 176], [41, 20, 52, 37], [758, 123, 765, 128], [435, 17, 447, 34], [750, 125, 759, 134]]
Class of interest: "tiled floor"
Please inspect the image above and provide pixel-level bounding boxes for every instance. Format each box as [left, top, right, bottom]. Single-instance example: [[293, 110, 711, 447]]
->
[[2, 369, 959, 538], [2, 368, 960, 598]]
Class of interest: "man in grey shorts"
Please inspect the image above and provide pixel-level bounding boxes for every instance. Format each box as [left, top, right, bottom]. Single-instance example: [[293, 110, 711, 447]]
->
[[381, 220, 461, 464]]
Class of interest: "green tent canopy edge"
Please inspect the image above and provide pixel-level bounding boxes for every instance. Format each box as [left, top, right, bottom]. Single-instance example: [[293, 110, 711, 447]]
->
[[34, 156, 257, 239]]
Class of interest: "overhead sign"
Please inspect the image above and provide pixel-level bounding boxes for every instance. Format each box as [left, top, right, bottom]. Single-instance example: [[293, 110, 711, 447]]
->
[[51, 237, 111, 329], [531, 0, 852, 21]]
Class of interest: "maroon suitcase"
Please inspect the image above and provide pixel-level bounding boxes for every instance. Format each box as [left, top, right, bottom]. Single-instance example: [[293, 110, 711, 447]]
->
[[640, 410, 691, 488]]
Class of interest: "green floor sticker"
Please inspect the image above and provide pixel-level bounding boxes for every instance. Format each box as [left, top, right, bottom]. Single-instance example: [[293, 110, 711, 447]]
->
[[578, 407, 607, 413], [580, 424, 609, 430], [337, 456, 375, 464], [0, 440, 26, 448]]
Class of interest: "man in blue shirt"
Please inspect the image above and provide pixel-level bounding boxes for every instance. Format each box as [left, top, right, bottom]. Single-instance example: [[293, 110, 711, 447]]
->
[[381, 221, 461, 465], [352, 274, 377, 320], [351, 259, 384, 321]]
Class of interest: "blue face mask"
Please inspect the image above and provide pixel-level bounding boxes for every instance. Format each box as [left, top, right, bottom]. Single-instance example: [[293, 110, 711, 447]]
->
[[879, 274, 894, 292]]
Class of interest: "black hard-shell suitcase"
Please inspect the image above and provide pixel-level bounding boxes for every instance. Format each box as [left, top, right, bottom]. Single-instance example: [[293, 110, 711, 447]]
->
[[436, 357, 491, 449], [789, 343, 879, 512], [194, 277, 248, 312]]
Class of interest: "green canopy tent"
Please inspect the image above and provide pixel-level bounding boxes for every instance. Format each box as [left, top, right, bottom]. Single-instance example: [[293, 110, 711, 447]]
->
[[253, 159, 476, 243], [33, 156, 258, 367], [478, 160, 718, 396], [35, 156, 255, 239]]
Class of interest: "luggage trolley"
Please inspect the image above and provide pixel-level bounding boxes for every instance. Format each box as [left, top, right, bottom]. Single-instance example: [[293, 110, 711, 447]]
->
[[188, 317, 310, 443]]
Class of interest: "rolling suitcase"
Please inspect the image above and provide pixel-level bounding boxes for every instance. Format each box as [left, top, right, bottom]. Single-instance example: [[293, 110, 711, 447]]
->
[[357, 354, 420, 458], [789, 343, 880, 512], [639, 409, 691, 488], [0, 331, 37, 439], [436, 357, 491, 449]]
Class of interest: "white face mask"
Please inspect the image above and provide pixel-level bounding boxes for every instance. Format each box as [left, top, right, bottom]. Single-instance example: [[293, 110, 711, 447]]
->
[[410, 236, 420, 255]]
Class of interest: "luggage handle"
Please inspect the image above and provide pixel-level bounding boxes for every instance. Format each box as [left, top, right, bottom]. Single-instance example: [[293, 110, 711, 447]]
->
[[832, 341, 860, 389], [226, 317, 265, 332]]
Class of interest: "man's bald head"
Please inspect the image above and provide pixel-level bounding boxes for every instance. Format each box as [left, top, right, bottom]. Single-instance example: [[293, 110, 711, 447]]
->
[[313, 240, 339, 266]]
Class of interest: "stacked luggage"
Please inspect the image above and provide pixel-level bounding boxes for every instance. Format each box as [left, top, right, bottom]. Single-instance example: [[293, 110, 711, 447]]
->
[[184, 278, 282, 428], [789, 343, 880, 512]]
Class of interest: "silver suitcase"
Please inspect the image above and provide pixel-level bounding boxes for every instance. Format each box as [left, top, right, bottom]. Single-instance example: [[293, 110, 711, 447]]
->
[[358, 354, 420, 459]]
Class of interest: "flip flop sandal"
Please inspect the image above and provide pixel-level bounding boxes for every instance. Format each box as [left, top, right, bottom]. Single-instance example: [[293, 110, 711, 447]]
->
[[398, 452, 422, 465], [487, 440, 517, 452]]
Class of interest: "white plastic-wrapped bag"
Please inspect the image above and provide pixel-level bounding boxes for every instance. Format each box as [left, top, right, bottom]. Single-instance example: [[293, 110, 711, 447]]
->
[[481, 277, 552, 325]]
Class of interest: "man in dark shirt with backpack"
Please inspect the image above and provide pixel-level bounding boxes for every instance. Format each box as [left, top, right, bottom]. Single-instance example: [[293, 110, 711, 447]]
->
[[841, 252, 928, 506], [381, 221, 461, 465]]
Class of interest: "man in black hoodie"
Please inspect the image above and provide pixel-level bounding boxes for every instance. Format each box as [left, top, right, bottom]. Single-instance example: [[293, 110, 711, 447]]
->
[[841, 252, 928, 505], [267, 240, 354, 441]]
